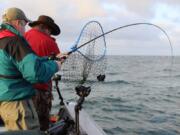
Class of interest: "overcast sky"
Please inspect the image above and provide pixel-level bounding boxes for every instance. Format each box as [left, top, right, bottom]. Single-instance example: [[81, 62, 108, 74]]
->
[[0, 0, 180, 56]]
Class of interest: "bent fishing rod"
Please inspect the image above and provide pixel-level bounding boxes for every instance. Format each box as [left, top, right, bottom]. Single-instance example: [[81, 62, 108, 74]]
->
[[52, 22, 173, 61]]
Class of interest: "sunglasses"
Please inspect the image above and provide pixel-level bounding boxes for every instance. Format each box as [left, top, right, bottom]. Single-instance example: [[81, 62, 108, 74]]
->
[[19, 20, 27, 27]]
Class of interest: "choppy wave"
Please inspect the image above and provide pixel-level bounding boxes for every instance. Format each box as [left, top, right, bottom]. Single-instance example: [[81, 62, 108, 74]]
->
[[103, 80, 131, 85]]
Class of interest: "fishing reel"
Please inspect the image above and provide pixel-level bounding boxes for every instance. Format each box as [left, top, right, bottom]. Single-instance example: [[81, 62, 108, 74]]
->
[[75, 85, 91, 111], [75, 85, 91, 98], [47, 117, 74, 135], [48, 52, 67, 61], [48, 53, 58, 60], [52, 74, 61, 81], [74, 85, 91, 135]]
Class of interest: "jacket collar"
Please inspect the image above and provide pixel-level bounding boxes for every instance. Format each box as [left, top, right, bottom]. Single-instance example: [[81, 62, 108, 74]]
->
[[0, 29, 15, 39]]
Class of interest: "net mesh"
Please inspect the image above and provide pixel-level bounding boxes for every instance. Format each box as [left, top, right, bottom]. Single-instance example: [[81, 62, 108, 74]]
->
[[59, 21, 106, 89]]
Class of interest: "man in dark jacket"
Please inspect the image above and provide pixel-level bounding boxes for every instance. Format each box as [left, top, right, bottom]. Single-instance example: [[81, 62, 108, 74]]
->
[[0, 7, 64, 131], [25, 15, 61, 131]]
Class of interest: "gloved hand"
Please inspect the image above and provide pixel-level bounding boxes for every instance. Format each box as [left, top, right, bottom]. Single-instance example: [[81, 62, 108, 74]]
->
[[56, 53, 68, 63], [55, 53, 69, 70]]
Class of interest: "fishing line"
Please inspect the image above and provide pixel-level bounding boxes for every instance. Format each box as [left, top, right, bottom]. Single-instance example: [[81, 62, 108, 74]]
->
[[68, 22, 173, 61]]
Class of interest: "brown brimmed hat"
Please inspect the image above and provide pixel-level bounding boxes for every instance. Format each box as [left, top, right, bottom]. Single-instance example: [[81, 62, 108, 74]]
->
[[29, 15, 60, 36]]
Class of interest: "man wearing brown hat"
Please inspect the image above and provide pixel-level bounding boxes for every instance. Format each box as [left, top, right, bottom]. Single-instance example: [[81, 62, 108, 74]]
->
[[25, 15, 61, 131], [0, 8, 64, 131]]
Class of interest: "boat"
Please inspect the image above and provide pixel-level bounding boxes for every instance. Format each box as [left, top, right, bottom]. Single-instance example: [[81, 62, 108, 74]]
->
[[0, 102, 106, 135], [0, 100, 106, 135], [0, 75, 107, 135]]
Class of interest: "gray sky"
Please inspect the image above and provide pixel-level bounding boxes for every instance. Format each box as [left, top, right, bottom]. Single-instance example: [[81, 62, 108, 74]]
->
[[0, 0, 180, 56]]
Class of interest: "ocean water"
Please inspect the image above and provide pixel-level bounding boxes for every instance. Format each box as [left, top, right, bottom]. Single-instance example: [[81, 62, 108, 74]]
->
[[52, 56, 180, 135]]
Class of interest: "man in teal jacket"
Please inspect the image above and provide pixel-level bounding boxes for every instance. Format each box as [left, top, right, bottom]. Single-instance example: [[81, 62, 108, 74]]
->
[[0, 7, 64, 131]]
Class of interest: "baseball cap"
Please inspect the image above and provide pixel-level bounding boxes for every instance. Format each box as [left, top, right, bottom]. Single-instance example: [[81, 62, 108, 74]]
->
[[2, 7, 31, 23]]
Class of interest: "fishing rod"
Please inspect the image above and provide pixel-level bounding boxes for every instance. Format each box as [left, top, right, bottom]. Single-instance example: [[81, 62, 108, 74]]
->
[[53, 22, 173, 62], [74, 23, 173, 55], [52, 74, 64, 106]]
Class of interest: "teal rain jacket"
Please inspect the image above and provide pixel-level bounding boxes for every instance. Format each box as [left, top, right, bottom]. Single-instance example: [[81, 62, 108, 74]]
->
[[0, 24, 58, 101]]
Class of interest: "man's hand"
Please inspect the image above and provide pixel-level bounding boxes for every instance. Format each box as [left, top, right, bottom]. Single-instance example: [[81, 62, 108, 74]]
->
[[56, 53, 68, 63], [55, 53, 69, 70]]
